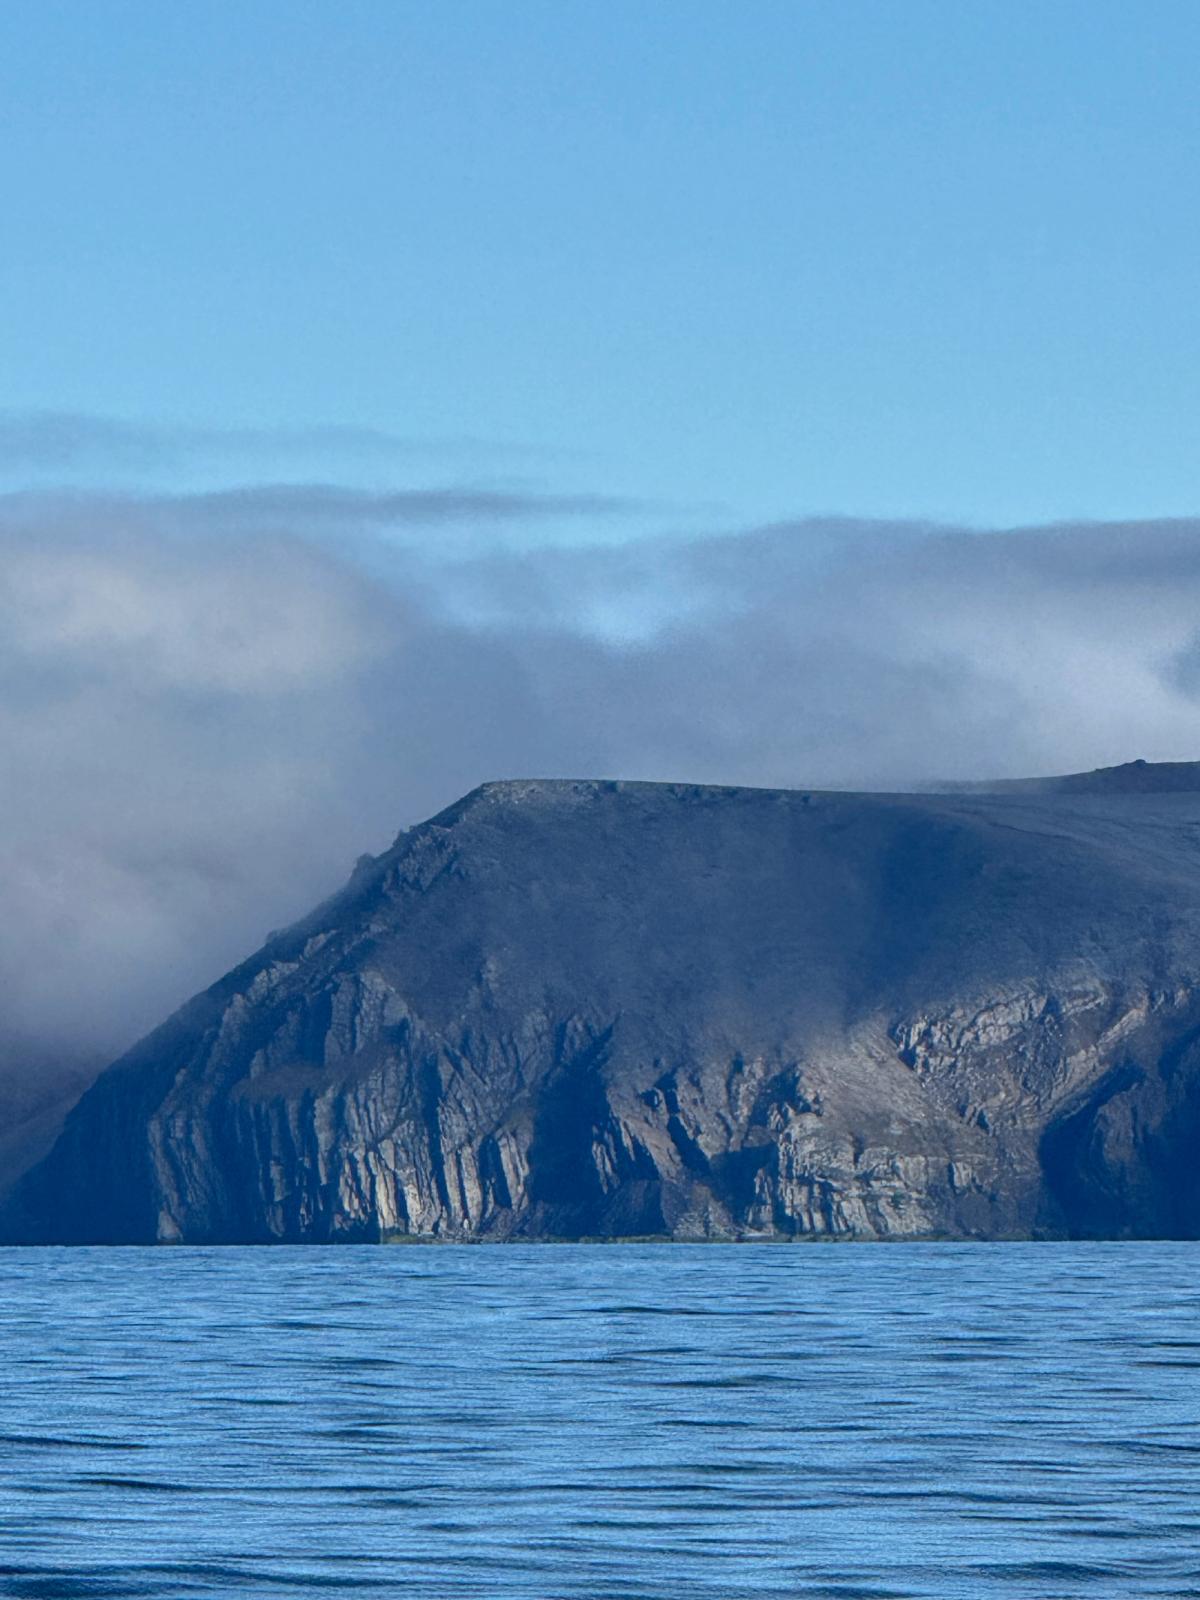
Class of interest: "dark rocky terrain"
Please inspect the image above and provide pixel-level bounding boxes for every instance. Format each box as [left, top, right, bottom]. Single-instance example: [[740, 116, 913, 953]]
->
[[8, 761, 1200, 1243]]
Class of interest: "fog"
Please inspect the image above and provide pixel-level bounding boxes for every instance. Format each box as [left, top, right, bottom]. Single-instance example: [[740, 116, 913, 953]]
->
[[2, 489, 1199, 1068]]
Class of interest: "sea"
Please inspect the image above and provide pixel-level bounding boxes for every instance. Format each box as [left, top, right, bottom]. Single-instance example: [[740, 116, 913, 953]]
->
[[0, 1243, 1196, 1599]]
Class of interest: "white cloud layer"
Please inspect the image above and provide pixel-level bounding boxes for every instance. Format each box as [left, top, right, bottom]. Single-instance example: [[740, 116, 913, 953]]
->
[[3, 498, 1200, 1070]]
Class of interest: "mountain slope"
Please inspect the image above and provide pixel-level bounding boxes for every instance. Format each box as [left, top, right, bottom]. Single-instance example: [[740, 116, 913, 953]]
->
[[932, 756, 1200, 794], [9, 771, 1200, 1242]]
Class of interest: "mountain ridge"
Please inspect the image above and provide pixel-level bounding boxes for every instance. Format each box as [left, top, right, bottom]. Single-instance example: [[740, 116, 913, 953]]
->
[[925, 757, 1200, 794], [7, 762, 1200, 1243]]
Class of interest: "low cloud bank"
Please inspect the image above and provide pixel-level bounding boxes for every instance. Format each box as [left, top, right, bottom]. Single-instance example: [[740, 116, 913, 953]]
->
[[2, 494, 1200, 1067]]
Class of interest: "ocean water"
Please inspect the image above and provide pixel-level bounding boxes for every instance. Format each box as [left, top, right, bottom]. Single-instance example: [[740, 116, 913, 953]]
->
[[0, 1245, 1197, 1600]]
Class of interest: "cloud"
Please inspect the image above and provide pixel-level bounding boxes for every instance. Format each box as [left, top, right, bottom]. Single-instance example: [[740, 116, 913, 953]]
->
[[0, 483, 643, 567], [0, 411, 554, 477], [2, 494, 1200, 1078], [169, 482, 640, 530]]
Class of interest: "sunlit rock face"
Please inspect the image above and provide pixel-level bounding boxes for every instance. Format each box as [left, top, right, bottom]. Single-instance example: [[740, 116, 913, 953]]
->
[[9, 764, 1200, 1243]]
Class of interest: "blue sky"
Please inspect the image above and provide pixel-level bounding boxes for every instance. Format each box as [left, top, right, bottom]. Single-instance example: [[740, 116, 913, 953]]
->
[[4, 0, 1200, 534]]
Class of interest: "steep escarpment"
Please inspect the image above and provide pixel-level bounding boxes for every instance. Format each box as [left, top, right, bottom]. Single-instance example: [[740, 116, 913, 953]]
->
[[9, 772, 1200, 1242]]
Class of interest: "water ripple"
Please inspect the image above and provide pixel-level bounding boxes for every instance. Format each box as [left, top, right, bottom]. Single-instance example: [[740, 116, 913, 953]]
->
[[0, 1242, 1196, 1597]]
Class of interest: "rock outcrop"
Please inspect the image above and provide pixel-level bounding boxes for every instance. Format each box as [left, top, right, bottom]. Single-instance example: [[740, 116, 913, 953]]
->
[[9, 765, 1200, 1242]]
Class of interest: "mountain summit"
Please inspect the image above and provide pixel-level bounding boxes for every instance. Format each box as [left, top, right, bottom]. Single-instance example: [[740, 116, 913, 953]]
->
[[8, 769, 1200, 1242]]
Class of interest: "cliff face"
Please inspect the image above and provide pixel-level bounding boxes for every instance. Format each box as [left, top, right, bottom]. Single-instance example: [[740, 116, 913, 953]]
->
[[10, 770, 1200, 1242]]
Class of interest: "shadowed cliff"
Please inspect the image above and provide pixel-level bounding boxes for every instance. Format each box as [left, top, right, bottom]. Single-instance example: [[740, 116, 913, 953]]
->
[[9, 763, 1200, 1242]]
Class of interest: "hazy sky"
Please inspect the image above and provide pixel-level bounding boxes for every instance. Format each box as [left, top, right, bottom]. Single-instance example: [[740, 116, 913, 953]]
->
[[5, 4, 1200, 1065], [5, 1, 1200, 527]]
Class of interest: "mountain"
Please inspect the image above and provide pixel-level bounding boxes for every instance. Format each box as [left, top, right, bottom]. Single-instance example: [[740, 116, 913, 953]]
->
[[7, 764, 1200, 1243], [931, 757, 1200, 795], [0, 1046, 100, 1198]]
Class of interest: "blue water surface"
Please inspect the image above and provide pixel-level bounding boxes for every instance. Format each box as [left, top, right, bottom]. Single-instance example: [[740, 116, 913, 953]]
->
[[0, 1243, 1197, 1599]]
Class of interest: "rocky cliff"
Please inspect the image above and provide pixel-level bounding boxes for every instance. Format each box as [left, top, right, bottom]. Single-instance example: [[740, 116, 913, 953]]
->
[[9, 766, 1200, 1242]]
